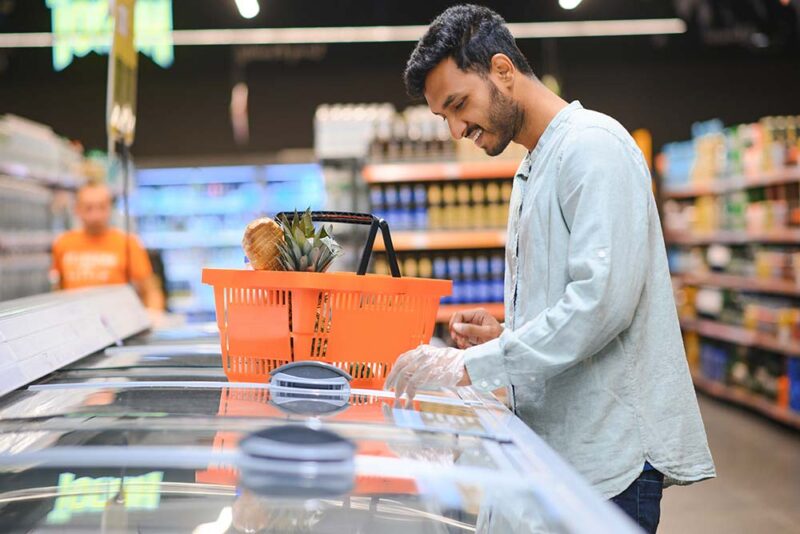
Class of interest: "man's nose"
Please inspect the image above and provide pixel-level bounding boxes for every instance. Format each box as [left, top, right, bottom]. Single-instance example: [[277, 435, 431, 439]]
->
[[447, 117, 467, 140]]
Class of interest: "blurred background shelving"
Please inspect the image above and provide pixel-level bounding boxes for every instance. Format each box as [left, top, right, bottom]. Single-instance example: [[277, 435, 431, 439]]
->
[[660, 114, 800, 427], [131, 162, 327, 319], [0, 115, 86, 301]]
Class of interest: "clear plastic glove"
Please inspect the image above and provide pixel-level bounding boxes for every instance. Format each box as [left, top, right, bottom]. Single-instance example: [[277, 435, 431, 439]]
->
[[384, 345, 468, 404]]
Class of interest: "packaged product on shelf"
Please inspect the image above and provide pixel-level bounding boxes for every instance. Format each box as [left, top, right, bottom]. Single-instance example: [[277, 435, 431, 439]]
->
[[427, 184, 443, 229], [373, 257, 389, 276], [413, 184, 427, 229], [789, 358, 800, 412], [433, 256, 449, 302], [442, 184, 457, 229], [453, 183, 468, 229], [447, 255, 462, 303], [471, 182, 487, 228], [475, 254, 491, 302], [485, 182, 502, 228], [398, 185, 413, 230], [700, 340, 730, 383], [369, 185, 385, 222], [418, 257, 433, 279], [383, 185, 399, 229], [490, 253, 505, 302], [461, 255, 476, 303], [403, 256, 419, 278]]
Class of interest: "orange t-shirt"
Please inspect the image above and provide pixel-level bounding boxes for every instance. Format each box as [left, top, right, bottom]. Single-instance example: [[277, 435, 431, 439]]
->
[[52, 228, 153, 289]]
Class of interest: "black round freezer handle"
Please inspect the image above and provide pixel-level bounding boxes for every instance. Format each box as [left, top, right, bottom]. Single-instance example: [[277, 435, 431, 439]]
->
[[274, 211, 401, 277]]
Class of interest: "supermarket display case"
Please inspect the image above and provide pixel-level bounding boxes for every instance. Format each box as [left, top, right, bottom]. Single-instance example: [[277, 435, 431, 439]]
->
[[0, 288, 638, 533]]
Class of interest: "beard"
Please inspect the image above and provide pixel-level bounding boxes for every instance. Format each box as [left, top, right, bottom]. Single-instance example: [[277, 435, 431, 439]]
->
[[483, 81, 524, 156]]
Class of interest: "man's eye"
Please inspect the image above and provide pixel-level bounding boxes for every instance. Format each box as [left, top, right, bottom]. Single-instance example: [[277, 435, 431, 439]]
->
[[455, 100, 465, 111]]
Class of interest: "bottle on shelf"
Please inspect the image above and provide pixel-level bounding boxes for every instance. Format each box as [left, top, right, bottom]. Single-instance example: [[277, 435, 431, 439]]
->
[[442, 184, 457, 230], [456, 183, 471, 229], [428, 184, 443, 230], [486, 182, 502, 228], [461, 254, 476, 303], [383, 185, 399, 230], [475, 254, 491, 303], [490, 253, 505, 302], [433, 255, 449, 303], [413, 184, 428, 230]]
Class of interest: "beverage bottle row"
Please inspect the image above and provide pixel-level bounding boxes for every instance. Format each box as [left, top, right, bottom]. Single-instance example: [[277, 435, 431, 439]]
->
[[370, 180, 513, 231], [373, 251, 505, 304], [369, 105, 456, 163]]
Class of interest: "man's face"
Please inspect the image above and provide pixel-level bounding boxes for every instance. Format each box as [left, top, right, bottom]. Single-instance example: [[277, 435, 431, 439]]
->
[[424, 57, 522, 156], [76, 185, 112, 235]]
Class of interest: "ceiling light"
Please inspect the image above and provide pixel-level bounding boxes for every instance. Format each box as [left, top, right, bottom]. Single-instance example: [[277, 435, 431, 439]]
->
[[0, 19, 687, 48], [559, 0, 583, 9], [235, 0, 259, 19]]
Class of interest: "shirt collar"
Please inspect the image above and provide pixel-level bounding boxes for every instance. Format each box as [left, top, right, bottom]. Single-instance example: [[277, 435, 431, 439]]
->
[[516, 100, 583, 181]]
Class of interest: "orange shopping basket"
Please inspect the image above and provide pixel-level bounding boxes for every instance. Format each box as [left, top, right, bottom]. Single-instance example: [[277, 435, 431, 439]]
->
[[202, 212, 452, 388]]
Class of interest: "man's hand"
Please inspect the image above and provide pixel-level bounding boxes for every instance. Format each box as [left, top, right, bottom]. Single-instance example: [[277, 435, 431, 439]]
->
[[449, 308, 503, 349], [384, 345, 469, 405]]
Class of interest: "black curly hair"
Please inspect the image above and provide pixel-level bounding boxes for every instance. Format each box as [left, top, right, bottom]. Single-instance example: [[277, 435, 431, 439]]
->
[[404, 4, 534, 99]]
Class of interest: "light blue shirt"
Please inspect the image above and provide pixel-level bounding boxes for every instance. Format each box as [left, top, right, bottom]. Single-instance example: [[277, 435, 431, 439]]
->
[[464, 101, 716, 498]]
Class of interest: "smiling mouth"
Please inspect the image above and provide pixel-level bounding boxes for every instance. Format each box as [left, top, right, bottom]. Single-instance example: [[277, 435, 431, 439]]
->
[[467, 127, 484, 145]]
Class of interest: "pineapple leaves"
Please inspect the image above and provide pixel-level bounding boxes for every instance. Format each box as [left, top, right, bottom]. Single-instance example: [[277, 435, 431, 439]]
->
[[276, 208, 342, 272]]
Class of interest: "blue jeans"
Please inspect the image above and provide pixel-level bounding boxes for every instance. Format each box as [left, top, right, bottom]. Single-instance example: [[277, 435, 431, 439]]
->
[[610, 469, 664, 533]]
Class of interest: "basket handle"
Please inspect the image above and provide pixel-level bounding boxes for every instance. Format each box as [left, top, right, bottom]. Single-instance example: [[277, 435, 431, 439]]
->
[[274, 211, 401, 277]]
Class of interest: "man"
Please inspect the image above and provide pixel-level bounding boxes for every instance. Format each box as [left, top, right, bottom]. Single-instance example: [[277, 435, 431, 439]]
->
[[52, 182, 164, 310], [385, 5, 715, 532]]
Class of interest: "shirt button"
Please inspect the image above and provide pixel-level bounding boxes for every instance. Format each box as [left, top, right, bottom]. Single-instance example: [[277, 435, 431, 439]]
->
[[480, 380, 488, 388], [598, 250, 607, 259], [493, 379, 501, 386]]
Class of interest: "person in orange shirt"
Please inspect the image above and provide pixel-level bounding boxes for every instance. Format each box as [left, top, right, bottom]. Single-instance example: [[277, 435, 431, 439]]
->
[[52, 182, 165, 310]]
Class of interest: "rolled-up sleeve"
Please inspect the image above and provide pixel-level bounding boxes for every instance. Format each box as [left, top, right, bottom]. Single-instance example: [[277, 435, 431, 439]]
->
[[464, 127, 651, 391]]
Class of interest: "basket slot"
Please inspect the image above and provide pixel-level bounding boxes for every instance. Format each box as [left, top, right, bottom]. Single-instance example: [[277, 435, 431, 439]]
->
[[329, 361, 388, 381], [226, 356, 290, 383]]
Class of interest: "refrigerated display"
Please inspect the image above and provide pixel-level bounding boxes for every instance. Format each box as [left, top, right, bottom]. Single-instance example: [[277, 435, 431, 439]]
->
[[131, 163, 327, 317], [0, 288, 637, 533]]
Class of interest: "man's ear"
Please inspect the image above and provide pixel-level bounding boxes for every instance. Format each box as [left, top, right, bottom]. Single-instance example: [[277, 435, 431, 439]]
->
[[490, 53, 515, 90]]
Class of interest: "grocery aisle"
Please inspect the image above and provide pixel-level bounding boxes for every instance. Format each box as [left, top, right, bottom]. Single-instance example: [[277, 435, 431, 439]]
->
[[661, 394, 800, 533]]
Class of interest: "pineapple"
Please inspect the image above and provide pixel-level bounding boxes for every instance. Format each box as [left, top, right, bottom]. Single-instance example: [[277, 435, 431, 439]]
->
[[277, 209, 342, 272], [242, 217, 284, 271]]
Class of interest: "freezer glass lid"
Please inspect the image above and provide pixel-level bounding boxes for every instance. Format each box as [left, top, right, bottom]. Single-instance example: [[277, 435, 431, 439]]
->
[[63, 345, 223, 370], [0, 425, 564, 534], [0, 383, 505, 441], [0, 465, 560, 533], [41, 367, 228, 383]]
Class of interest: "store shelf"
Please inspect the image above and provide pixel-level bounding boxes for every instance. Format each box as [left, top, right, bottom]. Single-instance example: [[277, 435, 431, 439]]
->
[[436, 302, 504, 323], [691, 371, 800, 430], [675, 272, 800, 297], [666, 228, 800, 246], [374, 230, 506, 252], [680, 317, 800, 357], [0, 230, 55, 252], [0, 165, 82, 190], [141, 231, 243, 250], [663, 166, 800, 199], [134, 206, 259, 217], [363, 160, 518, 184]]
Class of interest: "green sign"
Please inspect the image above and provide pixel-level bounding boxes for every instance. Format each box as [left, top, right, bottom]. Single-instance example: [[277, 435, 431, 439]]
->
[[47, 0, 174, 71], [47, 471, 164, 524]]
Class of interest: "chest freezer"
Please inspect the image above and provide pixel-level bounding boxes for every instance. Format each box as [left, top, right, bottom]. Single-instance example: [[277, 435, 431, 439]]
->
[[0, 287, 639, 533]]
